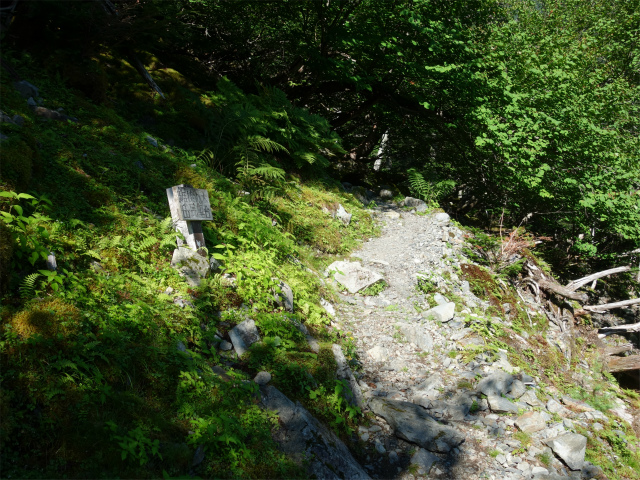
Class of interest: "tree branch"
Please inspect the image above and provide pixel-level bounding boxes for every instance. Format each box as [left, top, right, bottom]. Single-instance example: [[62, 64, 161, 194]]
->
[[565, 266, 631, 292]]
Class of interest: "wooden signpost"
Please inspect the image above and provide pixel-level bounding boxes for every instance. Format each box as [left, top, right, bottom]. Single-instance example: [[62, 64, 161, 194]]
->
[[166, 184, 213, 256]]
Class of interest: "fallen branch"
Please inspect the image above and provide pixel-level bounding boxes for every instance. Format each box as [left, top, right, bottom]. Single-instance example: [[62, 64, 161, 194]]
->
[[524, 261, 588, 303], [607, 354, 640, 373], [565, 266, 631, 292], [605, 344, 634, 356], [584, 298, 640, 313]]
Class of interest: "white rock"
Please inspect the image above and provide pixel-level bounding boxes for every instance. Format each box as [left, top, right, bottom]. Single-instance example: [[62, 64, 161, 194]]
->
[[325, 261, 383, 294], [425, 302, 455, 322], [367, 345, 389, 362], [335, 204, 352, 225]]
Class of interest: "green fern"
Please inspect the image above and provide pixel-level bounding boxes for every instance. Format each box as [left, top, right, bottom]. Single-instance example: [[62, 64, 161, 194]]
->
[[407, 168, 456, 207], [20, 272, 40, 299]]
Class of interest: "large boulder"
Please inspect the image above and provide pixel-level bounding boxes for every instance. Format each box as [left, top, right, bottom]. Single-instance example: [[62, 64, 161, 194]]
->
[[261, 386, 370, 479], [325, 261, 383, 294], [368, 397, 464, 453], [403, 196, 428, 212]]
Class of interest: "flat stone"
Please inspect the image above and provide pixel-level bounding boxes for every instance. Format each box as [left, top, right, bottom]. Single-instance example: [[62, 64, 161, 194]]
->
[[545, 433, 587, 470], [547, 399, 573, 418], [219, 340, 233, 351], [487, 394, 519, 414], [425, 302, 455, 322], [561, 395, 594, 413], [531, 466, 549, 475], [410, 448, 439, 474], [229, 318, 261, 357], [326, 261, 384, 294], [433, 293, 448, 305], [368, 397, 464, 453], [477, 371, 514, 397], [384, 211, 400, 220], [404, 197, 428, 212], [509, 380, 527, 399], [515, 411, 547, 433], [397, 323, 433, 351], [367, 345, 389, 362], [254, 371, 272, 385], [520, 389, 544, 407], [261, 386, 370, 479]]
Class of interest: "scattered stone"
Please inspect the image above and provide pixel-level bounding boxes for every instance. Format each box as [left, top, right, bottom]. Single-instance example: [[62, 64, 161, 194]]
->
[[11, 114, 24, 126], [219, 340, 233, 351], [545, 433, 587, 471], [367, 345, 389, 362], [46, 252, 57, 271], [509, 380, 527, 399], [326, 261, 384, 294], [254, 371, 272, 385], [320, 298, 336, 316], [368, 397, 464, 453], [145, 135, 159, 147], [384, 211, 400, 220], [374, 439, 386, 454], [477, 371, 514, 397], [14, 80, 39, 98], [410, 448, 439, 474], [487, 394, 519, 414], [547, 399, 573, 418], [397, 322, 433, 351], [425, 302, 455, 322], [260, 385, 370, 479], [520, 389, 544, 407], [515, 411, 547, 433], [228, 318, 261, 357], [27, 97, 37, 107], [404, 196, 428, 212], [335, 204, 352, 226], [274, 280, 294, 312], [380, 189, 393, 199], [306, 335, 320, 353], [209, 256, 223, 274], [531, 466, 549, 475], [434, 212, 450, 223], [561, 395, 594, 413]]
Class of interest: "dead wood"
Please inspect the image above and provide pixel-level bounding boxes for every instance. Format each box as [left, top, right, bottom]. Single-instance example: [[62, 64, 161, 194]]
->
[[605, 344, 634, 356], [524, 261, 588, 302], [585, 299, 640, 313], [608, 354, 640, 373], [565, 266, 631, 292]]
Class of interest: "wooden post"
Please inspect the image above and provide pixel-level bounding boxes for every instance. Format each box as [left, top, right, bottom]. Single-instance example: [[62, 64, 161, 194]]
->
[[166, 184, 213, 256]]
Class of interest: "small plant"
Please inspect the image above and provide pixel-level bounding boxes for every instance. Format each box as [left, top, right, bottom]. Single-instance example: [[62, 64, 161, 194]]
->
[[489, 449, 501, 458], [513, 430, 532, 449], [384, 304, 399, 311], [457, 380, 473, 389], [360, 280, 387, 296], [537, 452, 552, 466], [470, 400, 480, 414]]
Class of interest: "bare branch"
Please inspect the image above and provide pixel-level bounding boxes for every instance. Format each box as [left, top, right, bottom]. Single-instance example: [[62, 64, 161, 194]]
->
[[585, 299, 640, 313], [565, 266, 631, 292]]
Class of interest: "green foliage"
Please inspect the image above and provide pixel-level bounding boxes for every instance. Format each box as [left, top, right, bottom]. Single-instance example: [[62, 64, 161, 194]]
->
[[407, 168, 455, 208], [359, 280, 387, 296]]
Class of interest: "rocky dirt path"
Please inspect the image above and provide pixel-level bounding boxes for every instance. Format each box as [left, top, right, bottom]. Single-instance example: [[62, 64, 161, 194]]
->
[[326, 203, 609, 480]]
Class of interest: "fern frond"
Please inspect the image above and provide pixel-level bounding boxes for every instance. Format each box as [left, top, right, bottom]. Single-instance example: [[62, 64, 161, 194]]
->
[[20, 273, 40, 299]]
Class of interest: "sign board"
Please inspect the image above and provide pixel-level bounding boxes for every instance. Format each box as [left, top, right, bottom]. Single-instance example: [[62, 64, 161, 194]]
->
[[167, 185, 213, 221]]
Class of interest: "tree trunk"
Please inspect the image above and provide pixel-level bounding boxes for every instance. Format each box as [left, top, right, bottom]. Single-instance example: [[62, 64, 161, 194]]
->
[[605, 344, 634, 356], [607, 355, 640, 373]]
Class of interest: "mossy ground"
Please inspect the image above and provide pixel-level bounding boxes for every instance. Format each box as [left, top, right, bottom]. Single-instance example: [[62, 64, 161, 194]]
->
[[1, 49, 373, 478]]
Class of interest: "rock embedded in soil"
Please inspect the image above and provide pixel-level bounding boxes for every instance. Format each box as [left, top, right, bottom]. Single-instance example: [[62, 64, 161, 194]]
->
[[325, 260, 384, 294], [229, 318, 261, 357], [410, 448, 439, 474], [260, 385, 370, 479], [515, 411, 547, 433], [477, 371, 514, 397], [368, 397, 464, 453], [424, 302, 456, 322], [545, 433, 587, 471]]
